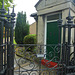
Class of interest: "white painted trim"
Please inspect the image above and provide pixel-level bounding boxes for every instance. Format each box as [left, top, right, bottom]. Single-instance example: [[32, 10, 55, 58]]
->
[[44, 15, 47, 45], [44, 16, 58, 45], [44, 12, 62, 58], [44, 15, 47, 58], [47, 20, 58, 23]]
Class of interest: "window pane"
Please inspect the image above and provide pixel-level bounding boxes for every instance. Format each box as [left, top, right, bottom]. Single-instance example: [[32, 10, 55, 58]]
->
[[47, 14, 59, 21], [73, 0, 75, 3]]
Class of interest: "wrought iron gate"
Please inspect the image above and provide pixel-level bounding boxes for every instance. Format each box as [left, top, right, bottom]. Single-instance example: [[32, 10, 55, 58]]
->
[[0, 0, 75, 75], [0, 0, 15, 75]]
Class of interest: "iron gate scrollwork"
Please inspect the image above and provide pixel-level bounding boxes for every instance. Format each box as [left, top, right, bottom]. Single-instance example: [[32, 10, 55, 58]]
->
[[14, 9, 75, 75], [0, 0, 75, 75], [14, 44, 61, 75]]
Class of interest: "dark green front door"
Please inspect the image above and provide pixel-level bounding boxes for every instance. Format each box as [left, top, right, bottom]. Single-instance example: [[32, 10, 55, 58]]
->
[[46, 21, 59, 61]]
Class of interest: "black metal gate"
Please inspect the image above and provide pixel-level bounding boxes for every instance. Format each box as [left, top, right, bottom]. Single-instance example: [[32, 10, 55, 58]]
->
[[0, 0, 15, 75], [0, 0, 75, 75]]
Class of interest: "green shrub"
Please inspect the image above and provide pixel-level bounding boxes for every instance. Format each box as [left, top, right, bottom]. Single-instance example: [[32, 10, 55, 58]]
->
[[13, 30, 15, 37], [23, 34, 36, 52]]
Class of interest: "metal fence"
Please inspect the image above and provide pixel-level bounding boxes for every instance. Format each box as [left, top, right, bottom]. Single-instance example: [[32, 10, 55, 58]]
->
[[0, 0, 15, 75], [13, 43, 75, 75], [14, 44, 61, 75], [0, 0, 75, 75]]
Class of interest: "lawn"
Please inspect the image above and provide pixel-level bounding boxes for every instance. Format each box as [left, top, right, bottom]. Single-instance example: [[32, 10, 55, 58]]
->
[[3, 37, 16, 44], [13, 38, 16, 44]]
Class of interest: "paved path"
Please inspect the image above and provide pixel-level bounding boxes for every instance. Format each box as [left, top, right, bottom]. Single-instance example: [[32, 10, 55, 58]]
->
[[14, 54, 39, 75]]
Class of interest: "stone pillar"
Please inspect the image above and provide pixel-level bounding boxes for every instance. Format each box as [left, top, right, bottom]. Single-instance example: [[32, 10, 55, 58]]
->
[[37, 15, 45, 44]]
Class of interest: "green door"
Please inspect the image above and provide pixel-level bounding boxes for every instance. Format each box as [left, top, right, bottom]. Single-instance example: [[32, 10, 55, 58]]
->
[[46, 21, 59, 61]]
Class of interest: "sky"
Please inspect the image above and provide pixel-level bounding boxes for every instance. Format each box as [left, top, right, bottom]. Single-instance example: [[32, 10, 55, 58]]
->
[[13, 0, 39, 24]]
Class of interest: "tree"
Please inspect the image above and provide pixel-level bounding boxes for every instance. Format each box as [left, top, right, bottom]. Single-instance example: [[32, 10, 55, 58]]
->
[[15, 11, 29, 44], [0, 0, 13, 10]]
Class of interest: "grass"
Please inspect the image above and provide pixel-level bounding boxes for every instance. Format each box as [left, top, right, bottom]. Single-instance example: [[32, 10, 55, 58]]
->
[[3, 37, 16, 44], [13, 38, 17, 44], [3, 37, 5, 39]]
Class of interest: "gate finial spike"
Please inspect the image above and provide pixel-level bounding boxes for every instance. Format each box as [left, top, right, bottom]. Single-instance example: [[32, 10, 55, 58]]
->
[[8, 7, 9, 14], [2, 0, 4, 9], [12, 5, 14, 13], [59, 13, 61, 20], [58, 13, 62, 24], [7, 7, 10, 20], [68, 8, 71, 17], [66, 8, 73, 20]]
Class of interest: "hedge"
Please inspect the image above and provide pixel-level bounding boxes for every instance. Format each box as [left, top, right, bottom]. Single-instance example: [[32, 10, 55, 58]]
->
[[23, 34, 36, 52]]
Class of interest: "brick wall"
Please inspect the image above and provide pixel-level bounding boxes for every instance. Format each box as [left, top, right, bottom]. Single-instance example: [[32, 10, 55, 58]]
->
[[30, 22, 36, 34]]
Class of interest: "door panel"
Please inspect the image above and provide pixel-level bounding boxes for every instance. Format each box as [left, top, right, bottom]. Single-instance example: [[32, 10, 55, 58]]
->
[[46, 21, 59, 61]]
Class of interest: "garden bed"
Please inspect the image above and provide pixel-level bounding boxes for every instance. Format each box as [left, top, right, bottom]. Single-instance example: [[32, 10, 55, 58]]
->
[[15, 47, 39, 64]]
